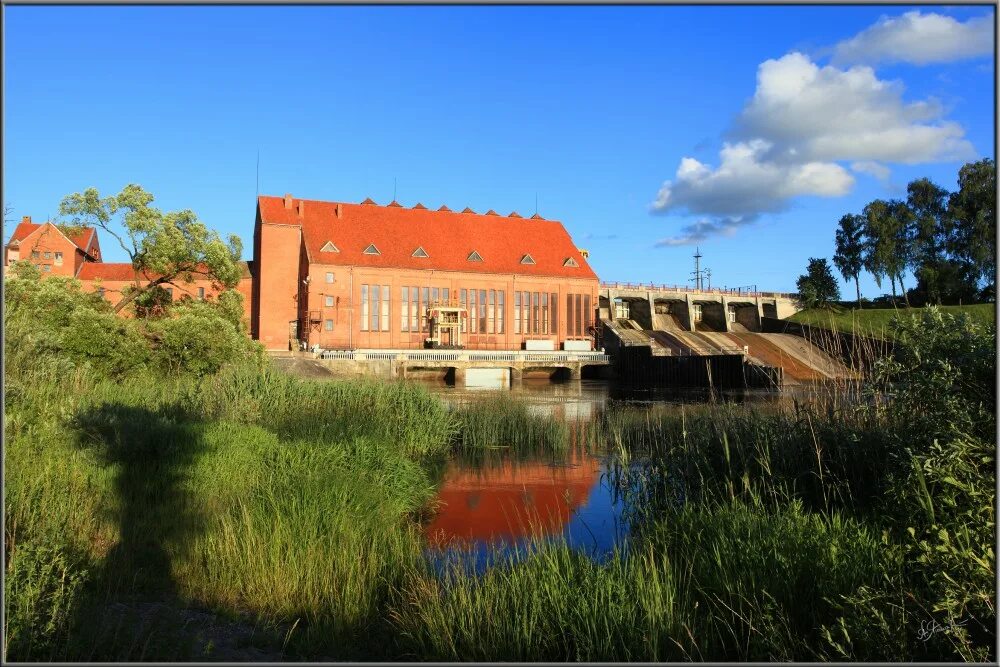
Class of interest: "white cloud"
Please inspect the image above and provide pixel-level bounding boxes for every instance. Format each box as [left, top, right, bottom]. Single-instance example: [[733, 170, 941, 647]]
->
[[833, 11, 994, 66], [650, 51, 980, 245], [735, 52, 975, 165], [652, 139, 854, 219], [850, 160, 891, 182]]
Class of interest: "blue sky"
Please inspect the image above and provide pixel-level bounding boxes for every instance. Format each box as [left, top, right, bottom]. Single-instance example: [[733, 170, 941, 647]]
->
[[4, 5, 995, 294]]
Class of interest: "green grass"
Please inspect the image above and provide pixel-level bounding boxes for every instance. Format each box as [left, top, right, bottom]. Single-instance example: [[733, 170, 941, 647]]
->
[[789, 303, 995, 338], [5, 305, 995, 661]]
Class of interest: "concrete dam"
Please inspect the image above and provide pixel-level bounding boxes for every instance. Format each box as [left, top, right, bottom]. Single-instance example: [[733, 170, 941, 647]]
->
[[598, 285, 857, 388]]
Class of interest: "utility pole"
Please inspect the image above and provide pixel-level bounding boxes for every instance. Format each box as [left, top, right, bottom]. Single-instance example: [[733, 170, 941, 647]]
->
[[691, 247, 703, 291]]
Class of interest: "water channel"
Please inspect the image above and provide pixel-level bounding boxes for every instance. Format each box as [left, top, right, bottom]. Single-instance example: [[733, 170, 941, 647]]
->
[[417, 378, 803, 573]]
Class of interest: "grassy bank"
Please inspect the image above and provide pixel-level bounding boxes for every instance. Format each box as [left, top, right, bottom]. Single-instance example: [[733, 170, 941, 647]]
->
[[789, 302, 995, 338], [5, 305, 995, 661]]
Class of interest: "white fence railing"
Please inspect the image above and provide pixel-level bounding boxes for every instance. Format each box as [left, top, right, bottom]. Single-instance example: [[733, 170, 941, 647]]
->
[[319, 349, 611, 364]]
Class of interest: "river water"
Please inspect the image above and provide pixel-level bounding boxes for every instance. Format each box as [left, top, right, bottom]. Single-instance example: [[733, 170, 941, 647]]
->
[[417, 378, 799, 573]]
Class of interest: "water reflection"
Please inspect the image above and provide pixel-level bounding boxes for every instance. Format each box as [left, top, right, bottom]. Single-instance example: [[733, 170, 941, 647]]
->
[[419, 377, 832, 575]]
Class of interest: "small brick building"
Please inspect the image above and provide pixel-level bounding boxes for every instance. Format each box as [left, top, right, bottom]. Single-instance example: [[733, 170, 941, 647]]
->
[[5, 195, 600, 351]]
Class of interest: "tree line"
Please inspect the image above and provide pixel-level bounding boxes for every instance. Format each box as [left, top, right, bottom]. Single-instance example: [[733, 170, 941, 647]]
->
[[798, 158, 995, 309]]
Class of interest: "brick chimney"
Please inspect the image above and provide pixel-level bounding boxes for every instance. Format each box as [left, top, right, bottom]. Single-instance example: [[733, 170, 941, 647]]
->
[[335, 203, 342, 219], [21, 215, 31, 224], [297, 200, 305, 218], [283, 193, 293, 210]]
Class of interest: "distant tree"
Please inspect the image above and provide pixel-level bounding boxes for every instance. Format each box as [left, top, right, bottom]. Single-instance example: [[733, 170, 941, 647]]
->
[[58, 184, 243, 314], [833, 213, 865, 309], [862, 199, 892, 298], [796, 257, 841, 309], [888, 199, 915, 306], [947, 158, 996, 299], [906, 177, 951, 304]]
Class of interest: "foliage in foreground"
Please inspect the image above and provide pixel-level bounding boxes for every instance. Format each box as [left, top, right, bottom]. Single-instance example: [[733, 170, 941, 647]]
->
[[4, 281, 995, 662]]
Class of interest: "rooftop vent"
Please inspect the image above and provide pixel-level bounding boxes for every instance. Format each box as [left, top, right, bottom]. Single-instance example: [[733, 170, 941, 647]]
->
[[461, 207, 476, 214], [361, 197, 377, 206], [508, 211, 522, 218], [363, 243, 381, 255], [438, 205, 452, 212], [520, 254, 536, 265], [412, 202, 427, 210], [563, 257, 579, 267], [485, 209, 499, 216], [412, 246, 429, 258], [467, 250, 484, 262], [530, 213, 544, 220], [387, 200, 402, 207], [321, 241, 340, 253]]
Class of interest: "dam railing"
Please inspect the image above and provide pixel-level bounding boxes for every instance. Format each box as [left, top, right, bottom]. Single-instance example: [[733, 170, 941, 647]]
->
[[319, 349, 611, 364]]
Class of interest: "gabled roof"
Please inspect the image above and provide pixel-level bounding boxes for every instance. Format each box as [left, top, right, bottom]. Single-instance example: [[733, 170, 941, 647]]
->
[[257, 195, 598, 279], [7, 220, 98, 258]]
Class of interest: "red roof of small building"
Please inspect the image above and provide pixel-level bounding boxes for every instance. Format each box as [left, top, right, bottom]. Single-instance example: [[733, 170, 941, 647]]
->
[[7, 220, 98, 257], [256, 195, 598, 280], [78, 261, 254, 282]]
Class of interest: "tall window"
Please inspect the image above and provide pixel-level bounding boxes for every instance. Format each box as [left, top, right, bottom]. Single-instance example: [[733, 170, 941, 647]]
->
[[487, 290, 495, 334], [575, 294, 583, 336], [370, 285, 379, 331], [326, 272, 334, 283], [432, 287, 440, 304], [421, 287, 430, 332], [325, 319, 334, 331], [469, 289, 478, 334], [460, 289, 467, 333], [479, 290, 487, 334], [381, 284, 390, 331], [325, 295, 334, 307], [497, 291, 505, 334], [583, 295, 592, 333], [443, 287, 450, 303], [514, 292, 521, 334], [410, 287, 418, 331], [542, 293, 549, 333], [54, 252, 63, 266], [550, 293, 558, 334], [401, 287, 409, 331], [532, 292, 539, 334], [198, 287, 205, 300], [566, 295, 574, 337], [522, 291, 530, 335], [361, 284, 369, 331]]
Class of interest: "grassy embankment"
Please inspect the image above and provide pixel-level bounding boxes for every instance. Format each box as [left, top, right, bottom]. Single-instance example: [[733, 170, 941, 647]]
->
[[789, 302, 995, 339], [5, 304, 995, 661]]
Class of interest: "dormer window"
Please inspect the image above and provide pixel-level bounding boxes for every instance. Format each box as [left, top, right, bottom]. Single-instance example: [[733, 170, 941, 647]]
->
[[467, 250, 483, 262], [520, 254, 536, 265], [412, 246, 429, 258], [321, 241, 340, 253], [563, 257, 579, 267], [363, 243, 381, 256]]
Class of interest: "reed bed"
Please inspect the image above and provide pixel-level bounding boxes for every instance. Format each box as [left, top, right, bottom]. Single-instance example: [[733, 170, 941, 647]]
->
[[449, 393, 569, 455]]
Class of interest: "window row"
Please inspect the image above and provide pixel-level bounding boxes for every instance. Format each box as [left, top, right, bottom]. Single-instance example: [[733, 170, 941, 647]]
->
[[513, 291, 558, 335], [353, 285, 591, 337], [31, 250, 63, 265]]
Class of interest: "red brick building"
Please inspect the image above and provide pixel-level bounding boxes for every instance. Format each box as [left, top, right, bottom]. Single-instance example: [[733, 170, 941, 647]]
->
[[5, 195, 600, 352], [252, 194, 599, 351], [4, 216, 103, 276]]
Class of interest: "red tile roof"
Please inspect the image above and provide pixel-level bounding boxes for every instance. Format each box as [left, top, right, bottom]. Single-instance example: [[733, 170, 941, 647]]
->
[[6, 221, 97, 256], [257, 195, 598, 280], [78, 261, 254, 282]]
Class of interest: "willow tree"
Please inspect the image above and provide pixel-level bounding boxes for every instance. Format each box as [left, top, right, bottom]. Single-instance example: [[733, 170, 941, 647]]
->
[[59, 184, 243, 313]]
